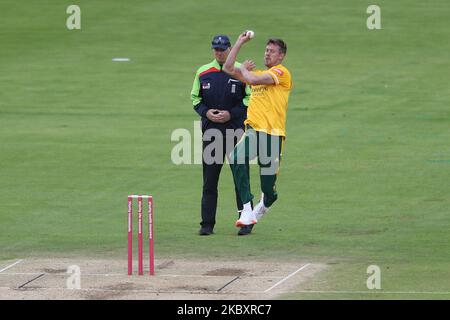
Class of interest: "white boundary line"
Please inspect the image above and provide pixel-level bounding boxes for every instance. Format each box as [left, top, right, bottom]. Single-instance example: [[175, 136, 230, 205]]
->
[[264, 263, 311, 292], [112, 58, 130, 62], [0, 260, 24, 273]]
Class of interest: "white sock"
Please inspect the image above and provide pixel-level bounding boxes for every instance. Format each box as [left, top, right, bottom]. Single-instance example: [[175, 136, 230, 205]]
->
[[255, 200, 269, 220], [260, 193, 266, 209], [243, 202, 252, 213]]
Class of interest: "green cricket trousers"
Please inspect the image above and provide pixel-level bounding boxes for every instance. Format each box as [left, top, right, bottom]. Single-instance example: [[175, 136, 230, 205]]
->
[[230, 126, 284, 208]]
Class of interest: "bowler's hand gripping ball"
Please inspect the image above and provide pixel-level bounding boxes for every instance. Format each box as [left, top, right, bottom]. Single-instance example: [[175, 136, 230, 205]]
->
[[246, 30, 255, 39]]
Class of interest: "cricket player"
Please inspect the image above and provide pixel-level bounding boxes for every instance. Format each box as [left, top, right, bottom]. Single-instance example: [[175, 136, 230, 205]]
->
[[191, 34, 252, 235], [223, 32, 293, 228]]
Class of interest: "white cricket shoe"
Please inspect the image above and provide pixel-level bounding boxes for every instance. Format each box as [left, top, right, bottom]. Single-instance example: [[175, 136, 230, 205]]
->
[[254, 193, 270, 221], [235, 207, 257, 227], [254, 200, 269, 221]]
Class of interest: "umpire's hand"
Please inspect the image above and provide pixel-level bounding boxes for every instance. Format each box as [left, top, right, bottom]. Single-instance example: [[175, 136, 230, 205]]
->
[[206, 109, 222, 123], [206, 109, 231, 123], [215, 110, 231, 123]]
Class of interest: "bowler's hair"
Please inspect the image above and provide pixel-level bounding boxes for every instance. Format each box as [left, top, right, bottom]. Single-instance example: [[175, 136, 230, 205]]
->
[[267, 38, 287, 55]]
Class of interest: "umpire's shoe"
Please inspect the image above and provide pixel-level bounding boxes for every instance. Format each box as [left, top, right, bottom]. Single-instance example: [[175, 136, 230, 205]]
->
[[238, 224, 254, 236], [199, 225, 214, 236]]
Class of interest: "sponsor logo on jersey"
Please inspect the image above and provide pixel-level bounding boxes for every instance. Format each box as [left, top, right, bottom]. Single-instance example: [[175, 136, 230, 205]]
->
[[272, 68, 284, 76]]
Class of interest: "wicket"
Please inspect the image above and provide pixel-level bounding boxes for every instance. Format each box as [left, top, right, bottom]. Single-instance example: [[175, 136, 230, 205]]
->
[[127, 195, 154, 275]]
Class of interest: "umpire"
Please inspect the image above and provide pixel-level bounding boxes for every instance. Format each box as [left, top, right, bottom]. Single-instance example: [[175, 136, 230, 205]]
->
[[191, 34, 250, 235]]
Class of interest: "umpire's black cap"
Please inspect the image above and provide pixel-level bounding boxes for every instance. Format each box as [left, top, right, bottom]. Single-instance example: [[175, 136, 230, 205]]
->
[[211, 34, 231, 50]]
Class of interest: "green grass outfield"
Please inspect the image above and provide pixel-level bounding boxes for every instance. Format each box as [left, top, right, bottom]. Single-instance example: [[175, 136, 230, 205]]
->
[[1, 0, 449, 299]]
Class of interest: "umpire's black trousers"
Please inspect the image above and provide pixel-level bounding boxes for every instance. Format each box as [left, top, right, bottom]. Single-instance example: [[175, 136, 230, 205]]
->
[[201, 131, 248, 228]]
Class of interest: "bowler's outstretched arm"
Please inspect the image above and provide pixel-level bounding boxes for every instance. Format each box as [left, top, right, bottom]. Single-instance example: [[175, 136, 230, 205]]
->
[[223, 32, 275, 86]]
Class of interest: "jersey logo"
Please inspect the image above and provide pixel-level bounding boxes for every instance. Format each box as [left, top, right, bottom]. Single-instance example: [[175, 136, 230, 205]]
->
[[272, 68, 284, 76], [202, 82, 211, 90], [228, 79, 240, 83]]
